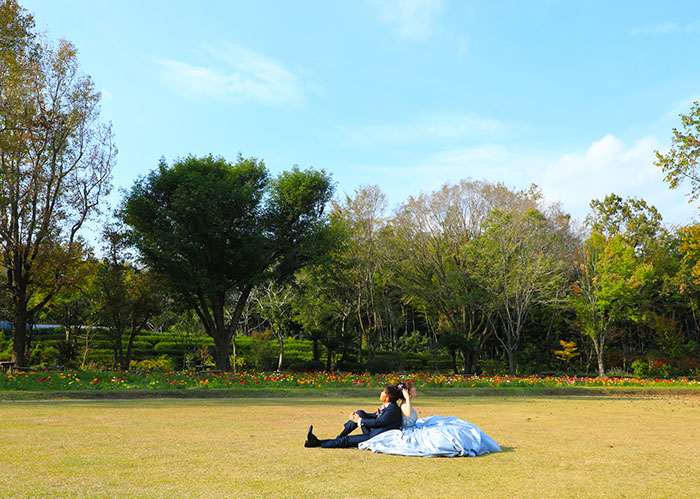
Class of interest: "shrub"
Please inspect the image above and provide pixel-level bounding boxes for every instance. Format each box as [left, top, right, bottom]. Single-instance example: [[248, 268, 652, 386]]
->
[[129, 355, 174, 372], [630, 359, 649, 377], [183, 352, 199, 371], [249, 331, 277, 370], [42, 346, 60, 366], [56, 340, 76, 366], [228, 354, 246, 371], [397, 331, 430, 353], [605, 367, 629, 377]]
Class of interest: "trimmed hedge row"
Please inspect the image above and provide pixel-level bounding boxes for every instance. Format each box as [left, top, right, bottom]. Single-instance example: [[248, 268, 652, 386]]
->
[[1, 326, 455, 372]]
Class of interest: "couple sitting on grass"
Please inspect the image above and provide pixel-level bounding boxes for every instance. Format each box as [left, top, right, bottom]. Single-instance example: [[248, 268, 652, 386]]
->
[[305, 381, 501, 457]]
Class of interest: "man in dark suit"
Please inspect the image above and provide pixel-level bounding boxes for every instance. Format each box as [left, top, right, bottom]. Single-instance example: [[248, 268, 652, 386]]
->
[[305, 384, 403, 448]]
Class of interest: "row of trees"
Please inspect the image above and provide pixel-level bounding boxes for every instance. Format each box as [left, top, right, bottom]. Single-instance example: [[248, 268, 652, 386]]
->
[[291, 183, 699, 378], [2, 0, 700, 378]]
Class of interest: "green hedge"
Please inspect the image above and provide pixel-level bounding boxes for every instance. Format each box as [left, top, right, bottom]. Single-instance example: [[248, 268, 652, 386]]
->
[[6, 326, 459, 372]]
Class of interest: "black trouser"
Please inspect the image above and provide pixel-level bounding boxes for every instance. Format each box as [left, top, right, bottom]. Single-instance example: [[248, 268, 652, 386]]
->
[[320, 432, 372, 448]]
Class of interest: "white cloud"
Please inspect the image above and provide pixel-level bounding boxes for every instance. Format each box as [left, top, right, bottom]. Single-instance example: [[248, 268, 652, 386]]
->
[[370, 0, 443, 41], [341, 114, 508, 147], [410, 135, 677, 224], [156, 44, 305, 107], [537, 135, 662, 219], [347, 134, 694, 226], [631, 22, 700, 36]]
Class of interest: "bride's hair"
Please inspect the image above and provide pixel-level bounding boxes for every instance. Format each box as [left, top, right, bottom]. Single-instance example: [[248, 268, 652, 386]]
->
[[396, 381, 414, 392]]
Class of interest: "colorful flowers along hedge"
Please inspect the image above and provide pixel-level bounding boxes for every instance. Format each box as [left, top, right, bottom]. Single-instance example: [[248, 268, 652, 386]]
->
[[1, 370, 700, 391]]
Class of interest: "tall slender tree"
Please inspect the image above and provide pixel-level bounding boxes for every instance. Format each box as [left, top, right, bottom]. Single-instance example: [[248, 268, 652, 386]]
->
[[330, 185, 388, 361], [0, 0, 115, 366], [570, 233, 652, 378]]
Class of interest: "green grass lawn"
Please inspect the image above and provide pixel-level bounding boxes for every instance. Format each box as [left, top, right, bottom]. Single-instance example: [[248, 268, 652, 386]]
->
[[1, 394, 698, 498]]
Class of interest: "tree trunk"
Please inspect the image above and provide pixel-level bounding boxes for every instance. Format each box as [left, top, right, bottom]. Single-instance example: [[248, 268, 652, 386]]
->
[[212, 332, 232, 371], [231, 334, 238, 374], [507, 348, 517, 376], [463, 350, 474, 374], [312, 338, 319, 361], [339, 340, 349, 370], [208, 285, 252, 371], [592, 334, 607, 378], [276, 334, 284, 372], [450, 350, 457, 374], [325, 346, 333, 371], [11, 303, 28, 367], [112, 332, 124, 370], [357, 331, 363, 364], [122, 330, 137, 371]]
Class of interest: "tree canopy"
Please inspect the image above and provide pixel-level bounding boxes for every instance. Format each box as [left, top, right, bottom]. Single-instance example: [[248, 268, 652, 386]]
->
[[122, 154, 334, 370]]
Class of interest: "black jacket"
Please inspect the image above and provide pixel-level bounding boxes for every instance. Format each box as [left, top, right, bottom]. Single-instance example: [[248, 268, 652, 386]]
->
[[360, 401, 402, 436]]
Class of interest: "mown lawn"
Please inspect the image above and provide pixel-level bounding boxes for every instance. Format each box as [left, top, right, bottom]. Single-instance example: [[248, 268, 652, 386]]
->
[[0, 394, 698, 498]]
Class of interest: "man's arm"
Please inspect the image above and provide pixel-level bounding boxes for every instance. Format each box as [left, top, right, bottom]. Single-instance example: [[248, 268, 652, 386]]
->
[[357, 409, 377, 421], [359, 403, 401, 430]]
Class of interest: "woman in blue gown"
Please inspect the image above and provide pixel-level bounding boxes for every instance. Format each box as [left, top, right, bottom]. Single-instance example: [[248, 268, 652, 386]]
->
[[358, 382, 501, 457]]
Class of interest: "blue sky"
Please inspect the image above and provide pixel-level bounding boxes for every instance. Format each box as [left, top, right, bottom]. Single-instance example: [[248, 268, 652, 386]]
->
[[21, 0, 700, 226]]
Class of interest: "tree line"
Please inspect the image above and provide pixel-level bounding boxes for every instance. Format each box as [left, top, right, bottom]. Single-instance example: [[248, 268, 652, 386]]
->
[[2, 0, 699, 377]]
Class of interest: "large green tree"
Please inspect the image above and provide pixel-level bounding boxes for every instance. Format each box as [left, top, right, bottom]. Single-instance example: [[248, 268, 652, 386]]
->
[[385, 180, 500, 373], [0, 0, 115, 366], [122, 155, 334, 370]]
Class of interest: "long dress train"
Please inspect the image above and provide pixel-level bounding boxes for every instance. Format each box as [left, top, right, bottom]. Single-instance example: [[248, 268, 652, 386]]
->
[[358, 409, 501, 457]]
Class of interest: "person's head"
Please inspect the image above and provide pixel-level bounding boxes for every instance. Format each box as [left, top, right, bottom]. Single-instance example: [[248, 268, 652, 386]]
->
[[397, 380, 417, 399], [380, 384, 402, 404]]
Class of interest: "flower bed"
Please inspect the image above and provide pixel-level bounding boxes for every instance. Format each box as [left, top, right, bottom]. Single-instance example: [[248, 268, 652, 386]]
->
[[1, 370, 699, 391]]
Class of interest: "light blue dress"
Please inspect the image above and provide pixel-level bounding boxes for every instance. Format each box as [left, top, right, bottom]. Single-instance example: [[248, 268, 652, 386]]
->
[[358, 408, 502, 457]]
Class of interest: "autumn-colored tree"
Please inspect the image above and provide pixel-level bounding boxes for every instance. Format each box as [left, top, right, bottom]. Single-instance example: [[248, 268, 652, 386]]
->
[[655, 101, 700, 203], [0, 0, 115, 365], [554, 340, 579, 372]]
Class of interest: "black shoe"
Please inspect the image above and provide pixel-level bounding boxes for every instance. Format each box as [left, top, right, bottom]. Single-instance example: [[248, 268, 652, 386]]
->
[[305, 426, 321, 448]]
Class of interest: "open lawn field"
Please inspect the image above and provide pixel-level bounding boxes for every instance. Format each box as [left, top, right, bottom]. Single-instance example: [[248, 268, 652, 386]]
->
[[1, 394, 699, 498]]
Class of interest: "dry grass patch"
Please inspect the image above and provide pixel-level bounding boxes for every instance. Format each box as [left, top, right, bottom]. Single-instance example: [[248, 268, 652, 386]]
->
[[0, 394, 698, 498]]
